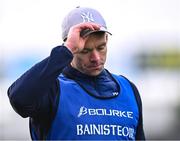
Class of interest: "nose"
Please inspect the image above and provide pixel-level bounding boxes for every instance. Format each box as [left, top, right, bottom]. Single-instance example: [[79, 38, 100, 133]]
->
[[90, 50, 100, 62]]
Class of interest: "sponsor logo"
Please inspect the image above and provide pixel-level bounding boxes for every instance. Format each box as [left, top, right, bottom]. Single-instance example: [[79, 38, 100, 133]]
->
[[78, 106, 133, 119], [78, 106, 87, 117], [112, 92, 119, 96]]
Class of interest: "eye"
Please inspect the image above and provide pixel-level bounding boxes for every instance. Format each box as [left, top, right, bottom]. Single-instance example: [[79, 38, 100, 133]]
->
[[97, 45, 106, 51], [80, 49, 89, 54]]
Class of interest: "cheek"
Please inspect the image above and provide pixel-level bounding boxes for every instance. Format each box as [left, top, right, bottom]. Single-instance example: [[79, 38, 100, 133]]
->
[[75, 55, 89, 66], [101, 50, 107, 60]]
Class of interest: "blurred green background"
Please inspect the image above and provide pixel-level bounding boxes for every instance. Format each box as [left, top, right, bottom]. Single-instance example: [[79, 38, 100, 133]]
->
[[0, 0, 180, 140]]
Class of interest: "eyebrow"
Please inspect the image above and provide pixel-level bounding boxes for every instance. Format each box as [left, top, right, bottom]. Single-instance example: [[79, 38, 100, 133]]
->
[[97, 42, 106, 48]]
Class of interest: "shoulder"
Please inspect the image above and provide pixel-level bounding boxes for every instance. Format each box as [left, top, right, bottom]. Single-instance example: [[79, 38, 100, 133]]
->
[[111, 73, 142, 106], [113, 74, 140, 93], [58, 74, 76, 84], [111, 74, 137, 88]]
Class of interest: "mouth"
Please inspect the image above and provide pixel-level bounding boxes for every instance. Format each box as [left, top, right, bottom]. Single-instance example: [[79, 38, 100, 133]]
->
[[88, 64, 103, 70]]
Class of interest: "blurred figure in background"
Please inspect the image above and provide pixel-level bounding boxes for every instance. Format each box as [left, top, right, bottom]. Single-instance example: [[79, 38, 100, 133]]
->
[[7, 7, 145, 140]]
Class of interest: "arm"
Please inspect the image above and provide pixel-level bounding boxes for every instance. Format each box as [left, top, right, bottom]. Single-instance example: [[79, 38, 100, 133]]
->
[[7, 46, 73, 118], [8, 22, 101, 119]]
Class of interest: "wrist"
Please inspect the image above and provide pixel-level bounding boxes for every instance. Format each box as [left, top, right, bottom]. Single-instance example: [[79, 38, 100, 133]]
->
[[64, 42, 77, 54]]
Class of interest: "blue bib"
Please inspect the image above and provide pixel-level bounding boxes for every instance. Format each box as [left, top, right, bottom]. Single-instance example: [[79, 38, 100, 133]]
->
[[46, 74, 139, 140]]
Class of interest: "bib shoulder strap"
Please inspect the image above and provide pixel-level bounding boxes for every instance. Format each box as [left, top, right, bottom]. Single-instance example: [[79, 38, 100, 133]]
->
[[119, 75, 145, 140]]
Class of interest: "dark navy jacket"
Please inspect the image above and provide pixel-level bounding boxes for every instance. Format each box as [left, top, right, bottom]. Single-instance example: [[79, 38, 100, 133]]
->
[[7, 46, 145, 140]]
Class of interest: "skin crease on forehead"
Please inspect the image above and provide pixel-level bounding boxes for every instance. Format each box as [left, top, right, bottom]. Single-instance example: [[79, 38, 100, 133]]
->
[[71, 32, 108, 76]]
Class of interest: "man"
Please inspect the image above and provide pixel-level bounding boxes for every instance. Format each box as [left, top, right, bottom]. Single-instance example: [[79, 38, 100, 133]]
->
[[8, 7, 145, 140]]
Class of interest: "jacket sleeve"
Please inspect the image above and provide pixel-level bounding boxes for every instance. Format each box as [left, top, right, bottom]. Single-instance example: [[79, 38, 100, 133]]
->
[[130, 82, 146, 140], [7, 46, 73, 118]]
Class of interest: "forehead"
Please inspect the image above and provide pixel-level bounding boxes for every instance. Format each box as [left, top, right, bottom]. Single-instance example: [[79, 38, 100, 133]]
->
[[85, 32, 107, 45]]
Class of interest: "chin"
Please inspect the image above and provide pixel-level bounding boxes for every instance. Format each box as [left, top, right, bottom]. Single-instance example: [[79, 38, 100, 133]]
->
[[88, 70, 102, 76]]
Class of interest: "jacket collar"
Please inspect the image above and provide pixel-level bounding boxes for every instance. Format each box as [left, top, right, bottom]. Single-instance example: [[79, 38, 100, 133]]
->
[[62, 65, 120, 99], [62, 65, 107, 81]]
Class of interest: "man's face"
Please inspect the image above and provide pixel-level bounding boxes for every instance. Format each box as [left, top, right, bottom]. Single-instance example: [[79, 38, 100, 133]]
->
[[71, 32, 108, 76]]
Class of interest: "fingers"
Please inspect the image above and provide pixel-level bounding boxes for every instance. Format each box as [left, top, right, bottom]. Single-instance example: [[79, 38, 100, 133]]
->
[[83, 22, 101, 31], [75, 22, 101, 32], [64, 22, 101, 54]]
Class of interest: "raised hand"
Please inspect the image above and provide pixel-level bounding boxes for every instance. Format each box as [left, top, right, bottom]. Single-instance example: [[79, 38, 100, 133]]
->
[[64, 22, 100, 54]]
